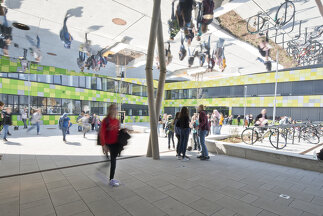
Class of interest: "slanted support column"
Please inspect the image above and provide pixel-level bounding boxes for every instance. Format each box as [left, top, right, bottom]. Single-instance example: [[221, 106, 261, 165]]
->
[[145, 0, 162, 159], [147, 14, 167, 157]]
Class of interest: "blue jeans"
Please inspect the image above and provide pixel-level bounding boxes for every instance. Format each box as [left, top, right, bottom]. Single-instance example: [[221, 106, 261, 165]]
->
[[62, 126, 68, 140], [199, 130, 208, 157], [217, 125, 222, 135], [27, 122, 40, 134], [180, 128, 190, 157], [2, 125, 9, 139]]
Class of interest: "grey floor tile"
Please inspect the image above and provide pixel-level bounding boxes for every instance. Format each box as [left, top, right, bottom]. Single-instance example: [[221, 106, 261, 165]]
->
[[216, 196, 262, 216], [20, 198, 55, 216], [71, 210, 94, 216], [153, 197, 196, 216], [256, 210, 279, 216], [0, 198, 19, 216], [87, 197, 126, 216], [49, 186, 81, 206], [290, 199, 323, 216], [120, 196, 166, 216], [216, 208, 236, 216], [240, 194, 258, 204], [45, 178, 71, 190], [55, 200, 89, 216], [163, 187, 200, 205], [218, 186, 248, 200], [20, 187, 50, 204], [133, 185, 168, 203], [78, 186, 111, 203], [252, 198, 302, 216], [190, 198, 223, 216]]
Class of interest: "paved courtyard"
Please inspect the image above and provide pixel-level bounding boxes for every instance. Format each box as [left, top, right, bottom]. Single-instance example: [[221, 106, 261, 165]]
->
[[1, 151, 323, 216]]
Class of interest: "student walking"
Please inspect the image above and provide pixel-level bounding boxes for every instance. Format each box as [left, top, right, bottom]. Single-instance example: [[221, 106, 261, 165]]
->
[[60, 13, 73, 49], [100, 104, 121, 187], [59, 113, 70, 142], [79, 113, 90, 138], [176, 107, 191, 161], [21, 108, 28, 129], [2, 107, 12, 142], [77, 111, 85, 132], [198, 105, 210, 160], [27, 109, 42, 135]]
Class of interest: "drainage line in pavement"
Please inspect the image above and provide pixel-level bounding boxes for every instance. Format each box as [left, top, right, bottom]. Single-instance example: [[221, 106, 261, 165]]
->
[[299, 143, 323, 155], [0, 150, 174, 179]]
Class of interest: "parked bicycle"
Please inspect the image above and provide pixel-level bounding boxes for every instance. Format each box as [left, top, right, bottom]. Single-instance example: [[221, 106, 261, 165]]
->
[[247, 0, 295, 34]]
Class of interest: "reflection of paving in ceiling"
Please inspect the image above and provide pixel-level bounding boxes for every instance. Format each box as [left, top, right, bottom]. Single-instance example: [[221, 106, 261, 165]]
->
[[1, 0, 321, 81]]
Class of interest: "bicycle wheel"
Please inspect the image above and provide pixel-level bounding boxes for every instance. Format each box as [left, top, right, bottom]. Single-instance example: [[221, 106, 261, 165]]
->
[[241, 128, 258, 145], [303, 128, 320, 144], [305, 41, 322, 56], [247, 15, 265, 34], [309, 25, 323, 40], [286, 46, 299, 59], [269, 129, 287, 149], [275, 0, 295, 26]]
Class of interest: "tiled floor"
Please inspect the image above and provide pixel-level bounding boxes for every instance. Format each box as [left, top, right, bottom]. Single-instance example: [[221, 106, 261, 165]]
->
[[0, 151, 322, 216]]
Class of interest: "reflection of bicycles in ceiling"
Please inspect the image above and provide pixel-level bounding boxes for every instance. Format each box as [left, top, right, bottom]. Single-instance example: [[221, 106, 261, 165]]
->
[[247, 0, 296, 34], [286, 25, 323, 66]]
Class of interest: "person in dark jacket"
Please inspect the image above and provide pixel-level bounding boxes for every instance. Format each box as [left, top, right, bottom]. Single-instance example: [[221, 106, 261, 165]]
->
[[176, 107, 190, 161], [174, 112, 181, 157], [60, 12, 73, 49], [197, 105, 209, 160], [2, 107, 12, 142], [100, 104, 121, 187]]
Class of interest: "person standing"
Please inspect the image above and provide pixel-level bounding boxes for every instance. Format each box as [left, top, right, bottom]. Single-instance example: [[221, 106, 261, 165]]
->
[[79, 114, 90, 138], [211, 110, 220, 135], [77, 111, 85, 132], [91, 113, 97, 131], [218, 113, 224, 135], [21, 107, 28, 129], [167, 115, 175, 150], [27, 109, 42, 135], [237, 115, 241, 126], [174, 112, 181, 158], [255, 109, 268, 127], [60, 12, 73, 49], [0, 101, 5, 133], [198, 105, 209, 160], [176, 107, 190, 161], [2, 107, 12, 142], [60, 113, 70, 142], [100, 104, 121, 187], [191, 113, 200, 151], [248, 114, 253, 127]]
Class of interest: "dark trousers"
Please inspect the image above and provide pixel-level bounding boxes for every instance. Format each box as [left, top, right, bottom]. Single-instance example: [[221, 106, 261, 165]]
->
[[22, 119, 27, 128], [107, 143, 119, 180], [168, 131, 175, 149], [180, 128, 190, 157], [193, 132, 200, 150], [176, 134, 181, 156]]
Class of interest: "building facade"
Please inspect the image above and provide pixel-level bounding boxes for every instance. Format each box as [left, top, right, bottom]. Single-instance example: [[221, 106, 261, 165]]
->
[[0, 54, 322, 125]]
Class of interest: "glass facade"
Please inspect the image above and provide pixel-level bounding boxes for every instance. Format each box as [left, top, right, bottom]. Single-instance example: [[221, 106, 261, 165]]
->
[[165, 80, 323, 99], [0, 93, 149, 116]]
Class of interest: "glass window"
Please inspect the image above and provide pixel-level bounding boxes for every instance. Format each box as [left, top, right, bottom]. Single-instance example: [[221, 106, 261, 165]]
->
[[72, 76, 79, 87], [313, 80, 323, 94], [183, 89, 188, 99], [47, 98, 61, 114], [292, 81, 313, 95], [142, 86, 147, 97], [106, 79, 115, 92], [97, 78, 102, 90], [86, 77, 91, 89], [8, 73, 19, 79], [53, 75, 61, 85], [74, 100, 81, 114], [165, 90, 171, 99], [179, 89, 183, 99], [82, 101, 90, 113], [37, 74, 47, 83], [102, 78, 107, 91], [30, 74, 37, 82], [0, 73, 8, 77], [91, 77, 97, 89], [79, 76, 86, 88], [62, 99, 74, 114], [62, 75, 69, 86]]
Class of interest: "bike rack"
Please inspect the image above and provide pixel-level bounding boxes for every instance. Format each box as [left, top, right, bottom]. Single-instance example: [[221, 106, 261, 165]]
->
[[274, 20, 302, 48]]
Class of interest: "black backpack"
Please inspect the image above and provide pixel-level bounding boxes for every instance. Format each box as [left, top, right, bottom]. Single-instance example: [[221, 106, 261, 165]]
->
[[317, 148, 323, 160]]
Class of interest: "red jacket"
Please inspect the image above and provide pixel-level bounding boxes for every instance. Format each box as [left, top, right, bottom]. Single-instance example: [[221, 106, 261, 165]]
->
[[100, 117, 119, 145]]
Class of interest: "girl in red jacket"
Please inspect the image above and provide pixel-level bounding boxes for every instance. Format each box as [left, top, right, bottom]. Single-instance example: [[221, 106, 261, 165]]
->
[[100, 104, 120, 187]]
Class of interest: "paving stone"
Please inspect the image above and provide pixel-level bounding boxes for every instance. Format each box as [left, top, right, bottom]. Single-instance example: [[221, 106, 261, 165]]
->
[[20, 198, 55, 216], [70, 211, 94, 216], [20, 187, 50, 204], [256, 210, 280, 216], [0, 198, 19, 216], [218, 186, 248, 199], [49, 186, 81, 206], [240, 194, 258, 204], [45, 179, 71, 190], [153, 197, 196, 216], [163, 187, 201, 205], [190, 198, 223, 216], [216, 208, 236, 216], [252, 198, 302, 216], [188, 185, 225, 202], [311, 196, 323, 206], [290, 199, 323, 216], [55, 200, 89, 216], [87, 197, 126, 216], [78, 186, 110, 203], [119, 196, 166, 216], [133, 185, 168, 203], [216, 196, 262, 216]]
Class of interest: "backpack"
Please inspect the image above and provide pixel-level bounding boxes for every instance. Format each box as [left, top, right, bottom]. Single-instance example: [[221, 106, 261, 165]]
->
[[317, 148, 323, 160], [58, 117, 63, 129]]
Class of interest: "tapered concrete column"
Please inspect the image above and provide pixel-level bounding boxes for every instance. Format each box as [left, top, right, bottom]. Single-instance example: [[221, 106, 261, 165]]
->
[[145, 0, 162, 159], [147, 15, 167, 157]]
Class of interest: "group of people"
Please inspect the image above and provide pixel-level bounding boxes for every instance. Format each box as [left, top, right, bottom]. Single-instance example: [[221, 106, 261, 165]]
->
[[0, 3, 11, 57], [160, 105, 210, 161], [165, 0, 226, 72]]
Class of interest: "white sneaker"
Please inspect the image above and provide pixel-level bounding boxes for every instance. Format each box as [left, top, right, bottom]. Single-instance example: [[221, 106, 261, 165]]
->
[[181, 157, 190, 162], [177, 156, 182, 160], [109, 179, 120, 187]]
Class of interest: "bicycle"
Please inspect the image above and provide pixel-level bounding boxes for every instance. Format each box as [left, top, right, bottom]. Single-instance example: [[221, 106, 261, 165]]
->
[[241, 125, 288, 149], [247, 0, 295, 34]]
